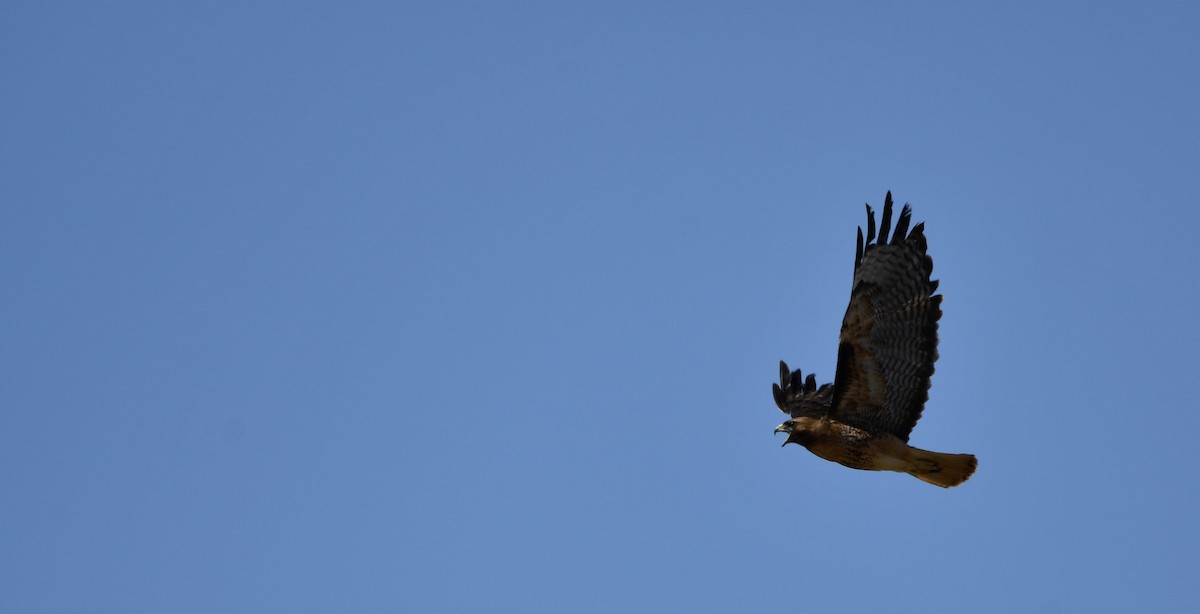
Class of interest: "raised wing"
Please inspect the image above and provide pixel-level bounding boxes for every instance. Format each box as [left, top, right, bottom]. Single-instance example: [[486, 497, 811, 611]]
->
[[829, 192, 942, 441], [773, 360, 833, 420]]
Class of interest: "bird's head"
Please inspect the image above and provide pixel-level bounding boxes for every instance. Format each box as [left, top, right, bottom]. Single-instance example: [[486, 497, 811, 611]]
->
[[774, 417, 817, 447]]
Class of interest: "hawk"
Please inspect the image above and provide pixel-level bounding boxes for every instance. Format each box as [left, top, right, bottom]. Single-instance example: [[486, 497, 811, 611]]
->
[[773, 192, 977, 488]]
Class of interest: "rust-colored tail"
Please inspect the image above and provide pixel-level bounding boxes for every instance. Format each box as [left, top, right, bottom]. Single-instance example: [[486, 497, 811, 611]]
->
[[907, 447, 977, 488]]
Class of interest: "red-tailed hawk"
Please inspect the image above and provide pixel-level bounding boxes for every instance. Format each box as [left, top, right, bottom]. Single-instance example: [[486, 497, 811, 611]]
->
[[773, 192, 977, 488]]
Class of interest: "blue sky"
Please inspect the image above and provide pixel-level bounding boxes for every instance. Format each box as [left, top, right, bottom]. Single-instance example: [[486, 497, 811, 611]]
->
[[3, 2, 1199, 612]]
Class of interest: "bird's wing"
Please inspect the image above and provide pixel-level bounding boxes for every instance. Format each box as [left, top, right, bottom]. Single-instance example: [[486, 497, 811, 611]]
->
[[773, 361, 833, 419], [829, 192, 942, 441]]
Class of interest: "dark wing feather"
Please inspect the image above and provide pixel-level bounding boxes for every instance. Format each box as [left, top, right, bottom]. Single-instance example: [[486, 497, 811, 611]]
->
[[829, 192, 941, 441], [773, 360, 833, 420]]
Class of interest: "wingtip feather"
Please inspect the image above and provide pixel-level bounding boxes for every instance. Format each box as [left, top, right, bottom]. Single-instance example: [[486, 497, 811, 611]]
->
[[855, 227, 864, 267], [878, 195, 893, 247], [865, 204, 876, 245], [891, 204, 912, 244]]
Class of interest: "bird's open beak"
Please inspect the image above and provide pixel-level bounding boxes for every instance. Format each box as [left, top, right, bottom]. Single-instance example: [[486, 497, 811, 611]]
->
[[775, 422, 794, 446]]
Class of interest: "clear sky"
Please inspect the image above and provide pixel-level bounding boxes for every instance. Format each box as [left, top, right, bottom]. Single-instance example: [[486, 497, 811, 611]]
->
[[3, 2, 1198, 612]]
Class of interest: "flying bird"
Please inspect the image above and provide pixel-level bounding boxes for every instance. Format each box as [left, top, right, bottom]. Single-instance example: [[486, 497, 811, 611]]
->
[[773, 192, 977, 487]]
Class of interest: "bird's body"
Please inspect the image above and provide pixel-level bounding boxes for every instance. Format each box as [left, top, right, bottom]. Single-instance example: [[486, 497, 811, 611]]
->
[[773, 193, 976, 488]]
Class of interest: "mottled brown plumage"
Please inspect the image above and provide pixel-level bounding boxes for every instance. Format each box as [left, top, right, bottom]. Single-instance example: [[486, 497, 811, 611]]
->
[[773, 192, 976, 488]]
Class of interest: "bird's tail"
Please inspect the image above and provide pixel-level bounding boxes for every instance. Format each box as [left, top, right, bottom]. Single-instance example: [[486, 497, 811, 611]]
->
[[906, 447, 977, 488]]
